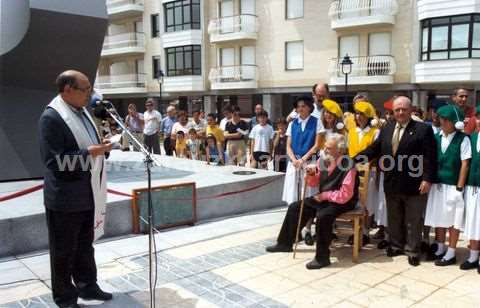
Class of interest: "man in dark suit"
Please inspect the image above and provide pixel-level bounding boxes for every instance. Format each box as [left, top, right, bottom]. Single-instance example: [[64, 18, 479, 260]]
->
[[356, 96, 437, 266], [39, 70, 113, 308]]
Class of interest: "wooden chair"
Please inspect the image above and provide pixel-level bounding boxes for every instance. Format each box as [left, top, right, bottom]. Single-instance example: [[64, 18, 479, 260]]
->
[[336, 163, 370, 263]]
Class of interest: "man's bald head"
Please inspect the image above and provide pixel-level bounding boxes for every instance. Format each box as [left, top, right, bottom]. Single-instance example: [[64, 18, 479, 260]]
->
[[56, 70, 92, 108], [392, 96, 412, 125], [56, 70, 89, 93]]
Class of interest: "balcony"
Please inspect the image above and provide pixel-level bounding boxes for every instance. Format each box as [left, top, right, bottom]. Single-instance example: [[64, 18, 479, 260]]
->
[[101, 32, 145, 58], [328, 0, 398, 30], [106, 0, 144, 21], [209, 65, 258, 90], [163, 76, 204, 93], [417, 0, 480, 20], [208, 15, 258, 43], [415, 59, 480, 83], [95, 73, 147, 95], [328, 55, 396, 85]]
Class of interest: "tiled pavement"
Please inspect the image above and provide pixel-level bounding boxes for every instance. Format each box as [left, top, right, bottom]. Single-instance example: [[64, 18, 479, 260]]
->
[[1, 207, 480, 308]]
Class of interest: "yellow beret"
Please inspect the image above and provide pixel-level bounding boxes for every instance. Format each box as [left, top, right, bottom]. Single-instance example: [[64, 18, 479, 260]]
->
[[354, 101, 376, 118], [322, 99, 343, 118]]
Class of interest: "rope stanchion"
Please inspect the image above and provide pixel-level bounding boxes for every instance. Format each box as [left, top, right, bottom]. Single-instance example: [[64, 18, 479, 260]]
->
[[0, 177, 281, 203]]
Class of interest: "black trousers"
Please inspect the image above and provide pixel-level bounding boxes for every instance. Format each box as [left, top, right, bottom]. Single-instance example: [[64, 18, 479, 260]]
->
[[385, 193, 427, 257], [144, 132, 161, 154], [46, 209, 97, 306], [277, 197, 354, 261], [163, 136, 173, 156]]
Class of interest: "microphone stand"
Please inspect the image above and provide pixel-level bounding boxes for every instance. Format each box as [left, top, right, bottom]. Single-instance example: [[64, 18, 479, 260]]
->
[[102, 102, 159, 308]]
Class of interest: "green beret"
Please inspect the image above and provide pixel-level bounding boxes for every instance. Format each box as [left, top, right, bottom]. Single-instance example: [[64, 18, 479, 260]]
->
[[437, 104, 464, 123]]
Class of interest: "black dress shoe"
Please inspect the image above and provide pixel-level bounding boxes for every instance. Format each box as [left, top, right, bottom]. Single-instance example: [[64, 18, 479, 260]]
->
[[78, 284, 113, 301], [435, 257, 457, 267], [306, 258, 331, 270], [386, 247, 404, 257], [266, 244, 293, 253], [377, 240, 389, 250], [304, 233, 314, 246], [408, 256, 420, 267], [460, 260, 479, 270]]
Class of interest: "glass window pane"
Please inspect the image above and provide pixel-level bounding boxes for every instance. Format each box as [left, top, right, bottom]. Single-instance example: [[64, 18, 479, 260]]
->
[[192, 4, 200, 23], [472, 49, 480, 57], [175, 6, 182, 24], [431, 26, 448, 50], [450, 50, 469, 58], [176, 51, 184, 71], [287, 0, 303, 19], [167, 9, 174, 26], [451, 15, 471, 23], [451, 24, 469, 49], [183, 5, 191, 23], [422, 28, 428, 52], [431, 17, 450, 26], [286, 41, 303, 70], [184, 51, 192, 69], [430, 51, 448, 60], [473, 23, 480, 48], [422, 53, 428, 61], [168, 53, 175, 70]]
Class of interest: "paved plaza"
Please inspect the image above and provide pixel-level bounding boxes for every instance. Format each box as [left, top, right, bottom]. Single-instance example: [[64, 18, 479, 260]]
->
[[1, 207, 479, 308]]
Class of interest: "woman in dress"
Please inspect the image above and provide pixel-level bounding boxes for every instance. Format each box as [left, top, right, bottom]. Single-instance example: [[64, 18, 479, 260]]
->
[[282, 96, 324, 205]]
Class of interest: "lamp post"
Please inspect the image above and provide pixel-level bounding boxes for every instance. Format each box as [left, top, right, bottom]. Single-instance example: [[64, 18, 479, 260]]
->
[[340, 54, 353, 111], [156, 69, 164, 111]]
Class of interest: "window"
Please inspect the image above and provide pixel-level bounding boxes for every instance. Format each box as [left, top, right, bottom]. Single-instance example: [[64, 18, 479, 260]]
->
[[421, 14, 480, 60], [152, 56, 161, 78], [164, 0, 201, 33], [285, 41, 303, 70], [151, 14, 159, 38], [165, 45, 201, 76], [286, 0, 303, 19], [369, 33, 391, 55]]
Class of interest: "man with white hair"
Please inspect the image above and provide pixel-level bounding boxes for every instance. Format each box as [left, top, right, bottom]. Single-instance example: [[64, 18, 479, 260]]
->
[[357, 96, 437, 266], [267, 134, 359, 269]]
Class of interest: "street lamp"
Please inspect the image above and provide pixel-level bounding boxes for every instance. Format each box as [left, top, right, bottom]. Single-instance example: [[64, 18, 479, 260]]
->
[[156, 69, 164, 111], [341, 54, 353, 111]]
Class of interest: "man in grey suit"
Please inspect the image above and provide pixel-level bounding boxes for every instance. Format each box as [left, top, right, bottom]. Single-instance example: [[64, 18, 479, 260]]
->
[[39, 71, 113, 308]]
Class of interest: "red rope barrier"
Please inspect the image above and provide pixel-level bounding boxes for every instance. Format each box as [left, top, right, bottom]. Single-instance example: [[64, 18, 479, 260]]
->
[[0, 184, 44, 202], [0, 177, 281, 203]]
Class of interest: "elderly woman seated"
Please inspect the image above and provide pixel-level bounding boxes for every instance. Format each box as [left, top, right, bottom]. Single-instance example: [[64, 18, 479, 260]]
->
[[266, 133, 359, 269]]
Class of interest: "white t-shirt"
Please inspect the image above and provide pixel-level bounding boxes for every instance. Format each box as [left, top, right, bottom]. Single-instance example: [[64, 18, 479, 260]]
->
[[171, 122, 191, 137], [143, 110, 162, 136], [219, 117, 230, 131], [249, 124, 275, 153], [439, 131, 472, 160], [286, 115, 325, 137], [189, 119, 207, 132]]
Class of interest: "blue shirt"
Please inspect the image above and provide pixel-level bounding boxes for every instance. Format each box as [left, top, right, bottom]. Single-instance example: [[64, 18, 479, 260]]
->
[[160, 116, 177, 136]]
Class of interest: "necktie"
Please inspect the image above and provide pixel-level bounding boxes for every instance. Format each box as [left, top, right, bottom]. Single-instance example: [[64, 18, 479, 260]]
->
[[392, 124, 403, 155]]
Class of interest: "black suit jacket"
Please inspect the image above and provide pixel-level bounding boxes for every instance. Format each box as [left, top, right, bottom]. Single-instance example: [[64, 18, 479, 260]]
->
[[357, 120, 437, 195], [39, 107, 97, 212]]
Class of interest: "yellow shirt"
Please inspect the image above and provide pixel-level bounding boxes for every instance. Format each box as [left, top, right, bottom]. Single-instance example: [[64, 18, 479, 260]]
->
[[348, 125, 378, 158], [176, 139, 187, 157], [206, 125, 225, 143]]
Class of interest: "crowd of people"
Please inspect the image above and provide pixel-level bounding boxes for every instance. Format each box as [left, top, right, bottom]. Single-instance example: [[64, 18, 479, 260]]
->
[[107, 99, 285, 169], [266, 84, 480, 272], [104, 83, 480, 272]]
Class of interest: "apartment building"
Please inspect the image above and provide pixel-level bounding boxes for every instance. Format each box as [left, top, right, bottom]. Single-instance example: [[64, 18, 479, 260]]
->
[[95, 0, 480, 119]]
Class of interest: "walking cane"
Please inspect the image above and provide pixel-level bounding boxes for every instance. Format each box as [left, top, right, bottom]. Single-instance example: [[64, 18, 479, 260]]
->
[[293, 173, 308, 259]]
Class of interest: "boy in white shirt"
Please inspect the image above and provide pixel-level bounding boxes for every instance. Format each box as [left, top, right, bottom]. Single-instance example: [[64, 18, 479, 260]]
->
[[249, 111, 275, 169]]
